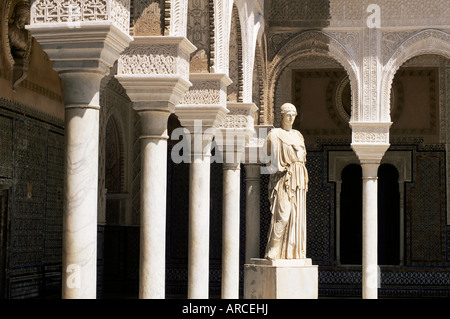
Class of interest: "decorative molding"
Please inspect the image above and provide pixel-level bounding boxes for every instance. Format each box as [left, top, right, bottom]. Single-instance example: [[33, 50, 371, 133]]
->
[[351, 122, 391, 145], [169, 0, 188, 37], [220, 102, 258, 129], [350, 122, 392, 163], [266, 30, 359, 127], [381, 29, 450, 123], [118, 36, 193, 78], [26, 23, 133, 75], [178, 73, 231, 106], [360, 27, 381, 122], [227, 4, 242, 103], [30, 0, 130, 34], [216, 103, 258, 164]]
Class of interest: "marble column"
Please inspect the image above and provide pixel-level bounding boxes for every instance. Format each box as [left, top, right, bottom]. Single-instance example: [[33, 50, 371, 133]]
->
[[138, 110, 170, 299], [217, 103, 257, 299], [221, 161, 241, 299], [351, 122, 391, 300], [188, 136, 213, 299], [176, 73, 231, 299], [244, 164, 261, 264], [62, 73, 103, 299], [243, 125, 272, 263], [116, 36, 195, 298], [361, 163, 380, 299], [27, 23, 131, 299]]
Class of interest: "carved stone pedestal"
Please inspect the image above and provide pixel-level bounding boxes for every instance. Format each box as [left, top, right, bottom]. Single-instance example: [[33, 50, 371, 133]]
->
[[244, 258, 318, 299]]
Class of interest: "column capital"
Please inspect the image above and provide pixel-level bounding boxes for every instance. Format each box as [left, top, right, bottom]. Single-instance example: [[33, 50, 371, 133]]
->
[[116, 36, 196, 113], [216, 102, 259, 167], [178, 73, 232, 107], [350, 121, 392, 164], [26, 22, 132, 75]]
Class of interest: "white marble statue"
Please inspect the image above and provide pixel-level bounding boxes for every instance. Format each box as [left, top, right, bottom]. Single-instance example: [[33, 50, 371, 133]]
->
[[264, 103, 309, 260]]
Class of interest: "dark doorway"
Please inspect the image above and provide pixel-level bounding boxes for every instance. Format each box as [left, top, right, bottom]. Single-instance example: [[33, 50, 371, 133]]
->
[[339, 164, 363, 264], [377, 164, 400, 265], [339, 163, 401, 265]]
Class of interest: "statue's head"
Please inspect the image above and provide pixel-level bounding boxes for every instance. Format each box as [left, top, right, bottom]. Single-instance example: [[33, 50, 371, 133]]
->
[[280, 103, 297, 128], [280, 103, 297, 116]]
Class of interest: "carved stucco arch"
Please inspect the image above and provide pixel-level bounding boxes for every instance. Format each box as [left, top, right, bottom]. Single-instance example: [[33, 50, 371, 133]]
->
[[381, 29, 450, 123], [265, 30, 359, 125]]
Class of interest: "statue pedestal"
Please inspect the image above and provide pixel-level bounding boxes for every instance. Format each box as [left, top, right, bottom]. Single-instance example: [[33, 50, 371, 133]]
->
[[244, 258, 318, 299]]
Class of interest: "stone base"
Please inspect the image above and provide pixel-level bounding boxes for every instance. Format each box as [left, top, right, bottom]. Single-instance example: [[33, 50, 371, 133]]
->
[[244, 258, 318, 299]]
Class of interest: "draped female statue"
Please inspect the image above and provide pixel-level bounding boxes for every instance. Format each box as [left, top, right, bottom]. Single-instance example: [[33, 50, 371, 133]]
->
[[264, 103, 308, 260]]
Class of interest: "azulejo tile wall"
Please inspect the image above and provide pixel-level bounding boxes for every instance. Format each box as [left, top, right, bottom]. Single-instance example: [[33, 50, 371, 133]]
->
[[0, 98, 64, 298]]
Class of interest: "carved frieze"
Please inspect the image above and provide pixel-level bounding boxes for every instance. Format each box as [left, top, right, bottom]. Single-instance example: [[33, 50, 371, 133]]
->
[[179, 79, 221, 105], [118, 42, 190, 78], [30, 0, 130, 34], [220, 103, 258, 130]]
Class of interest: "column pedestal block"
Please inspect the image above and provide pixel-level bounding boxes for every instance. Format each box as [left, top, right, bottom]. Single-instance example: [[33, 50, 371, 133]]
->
[[244, 258, 318, 299]]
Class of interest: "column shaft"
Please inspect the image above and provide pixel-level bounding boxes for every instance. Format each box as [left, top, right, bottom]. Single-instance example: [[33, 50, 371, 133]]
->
[[221, 164, 241, 299], [137, 110, 171, 299], [361, 163, 379, 299], [188, 156, 211, 299], [61, 71, 105, 299], [139, 136, 168, 298], [244, 164, 260, 264], [63, 106, 99, 299]]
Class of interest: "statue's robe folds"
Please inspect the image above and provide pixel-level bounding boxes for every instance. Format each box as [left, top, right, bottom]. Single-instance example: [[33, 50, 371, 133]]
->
[[264, 128, 308, 260]]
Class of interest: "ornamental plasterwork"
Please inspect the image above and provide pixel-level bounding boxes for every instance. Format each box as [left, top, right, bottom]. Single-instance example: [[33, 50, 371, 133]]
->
[[169, 0, 188, 37], [361, 28, 381, 122], [266, 30, 359, 126], [117, 43, 189, 78], [178, 80, 222, 105], [352, 125, 390, 144], [267, 0, 450, 28], [381, 29, 450, 126], [187, 0, 211, 73], [220, 107, 255, 130], [227, 5, 241, 103], [211, 0, 230, 74], [381, 31, 416, 65], [131, 0, 164, 36], [30, 0, 130, 34]]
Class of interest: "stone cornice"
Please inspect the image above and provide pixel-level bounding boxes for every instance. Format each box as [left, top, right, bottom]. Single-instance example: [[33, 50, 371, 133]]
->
[[26, 22, 132, 75]]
